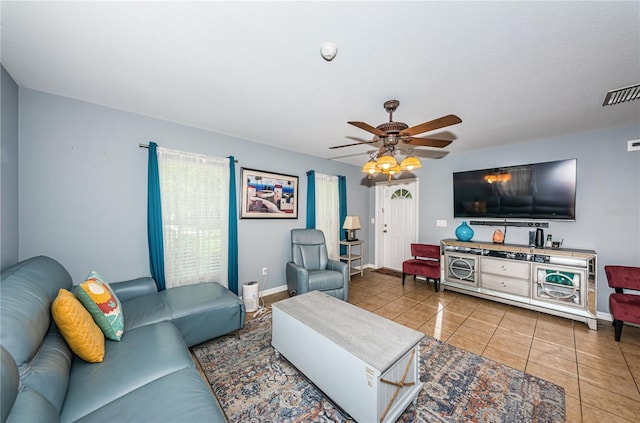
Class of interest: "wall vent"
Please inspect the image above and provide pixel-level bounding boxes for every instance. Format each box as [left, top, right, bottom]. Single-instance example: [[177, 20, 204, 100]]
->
[[602, 83, 640, 106]]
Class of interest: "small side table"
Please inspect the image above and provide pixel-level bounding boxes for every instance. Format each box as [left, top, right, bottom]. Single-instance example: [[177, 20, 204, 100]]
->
[[340, 240, 364, 280]]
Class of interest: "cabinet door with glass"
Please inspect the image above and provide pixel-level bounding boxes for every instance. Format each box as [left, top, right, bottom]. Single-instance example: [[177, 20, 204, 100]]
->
[[533, 264, 586, 308], [444, 253, 479, 287]]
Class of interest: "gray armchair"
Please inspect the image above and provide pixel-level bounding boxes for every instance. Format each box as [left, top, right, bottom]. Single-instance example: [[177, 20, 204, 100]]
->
[[286, 229, 349, 301]]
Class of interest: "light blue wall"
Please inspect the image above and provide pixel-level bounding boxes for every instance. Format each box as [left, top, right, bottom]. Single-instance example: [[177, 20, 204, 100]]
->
[[403, 123, 640, 314], [15, 86, 640, 314], [17, 88, 369, 293], [1, 65, 20, 271]]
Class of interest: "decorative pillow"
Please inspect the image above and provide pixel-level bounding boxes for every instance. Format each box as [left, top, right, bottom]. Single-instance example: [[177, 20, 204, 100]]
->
[[75, 271, 124, 341], [51, 288, 105, 363]]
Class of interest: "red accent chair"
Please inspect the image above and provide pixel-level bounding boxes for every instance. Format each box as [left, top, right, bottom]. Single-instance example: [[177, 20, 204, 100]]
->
[[605, 265, 640, 342], [402, 244, 441, 292]]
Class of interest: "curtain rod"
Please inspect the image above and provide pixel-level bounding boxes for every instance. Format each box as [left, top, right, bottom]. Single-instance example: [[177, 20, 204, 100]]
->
[[139, 143, 238, 162]]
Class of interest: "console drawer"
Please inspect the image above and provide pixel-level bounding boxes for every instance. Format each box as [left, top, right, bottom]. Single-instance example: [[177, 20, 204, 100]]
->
[[482, 258, 530, 279], [481, 274, 530, 297]]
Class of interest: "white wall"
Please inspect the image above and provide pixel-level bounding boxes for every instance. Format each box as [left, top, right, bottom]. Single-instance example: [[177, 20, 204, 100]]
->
[[17, 88, 370, 294], [403, 124, 640, 314]]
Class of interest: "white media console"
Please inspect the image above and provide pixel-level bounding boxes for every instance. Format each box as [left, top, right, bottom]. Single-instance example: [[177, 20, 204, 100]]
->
[[441, 239, 598, 330]]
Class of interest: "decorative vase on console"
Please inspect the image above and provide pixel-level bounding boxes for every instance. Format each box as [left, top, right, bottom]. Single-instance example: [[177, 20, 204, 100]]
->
[[455, 221, 474, 241]]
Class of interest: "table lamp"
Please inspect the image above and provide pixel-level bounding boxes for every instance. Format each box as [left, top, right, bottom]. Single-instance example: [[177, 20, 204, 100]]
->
[[343, 215, 361, 241]]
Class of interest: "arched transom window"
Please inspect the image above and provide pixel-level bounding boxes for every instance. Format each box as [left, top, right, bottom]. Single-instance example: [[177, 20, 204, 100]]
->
[[390, 188, 412, 200]]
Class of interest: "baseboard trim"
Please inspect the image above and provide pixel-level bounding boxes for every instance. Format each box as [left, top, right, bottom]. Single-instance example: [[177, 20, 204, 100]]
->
[[259, 284, 289, 298], [256, 277, 637, 328], [257, 263, 377, 298]]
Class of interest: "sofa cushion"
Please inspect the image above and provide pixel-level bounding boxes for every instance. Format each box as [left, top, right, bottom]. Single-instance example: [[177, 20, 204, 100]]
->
[[122, 282, 245, 347], [1, 256, 72, 368], [51, 289, 105, 363], [308, 269, 345, 291], [61, 322, 195, 423], [1, 346, 19, 423], [5, 386, 61, 423], [3, 346, 61, 423], [72, 369, 226, 423], [75, 271, 124, 341], [19, 329, 72, 412]]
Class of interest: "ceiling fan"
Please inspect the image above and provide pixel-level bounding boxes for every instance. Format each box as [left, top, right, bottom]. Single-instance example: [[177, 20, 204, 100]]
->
[[330, 100, 462, 178], [332, 99, 461, 151]]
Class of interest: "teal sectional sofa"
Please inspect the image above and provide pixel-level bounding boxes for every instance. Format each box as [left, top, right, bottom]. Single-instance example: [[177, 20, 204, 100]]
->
[[1, 256, 244, 422]]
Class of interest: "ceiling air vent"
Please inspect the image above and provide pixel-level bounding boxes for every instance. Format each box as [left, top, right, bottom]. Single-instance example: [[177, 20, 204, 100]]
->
[[602, 83, 640, 106]]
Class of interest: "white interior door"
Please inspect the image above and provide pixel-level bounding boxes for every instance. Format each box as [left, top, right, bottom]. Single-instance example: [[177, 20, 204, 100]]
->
[[376, 180, 418, 270]]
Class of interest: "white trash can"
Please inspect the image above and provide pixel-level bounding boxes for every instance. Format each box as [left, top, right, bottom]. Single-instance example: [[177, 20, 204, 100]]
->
[[242, 281, 259, 312]]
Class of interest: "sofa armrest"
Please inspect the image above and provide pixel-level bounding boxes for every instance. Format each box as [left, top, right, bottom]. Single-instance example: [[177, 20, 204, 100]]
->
[[110, 277, 158, 302], [286, 262, 309, 296], [327, 259, 348, 280]]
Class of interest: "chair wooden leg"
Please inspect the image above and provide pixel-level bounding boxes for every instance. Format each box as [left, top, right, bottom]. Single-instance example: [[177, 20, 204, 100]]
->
[[434, 279, 439, 293], [614, 319, 623, 342], [402, 273, 406, 286]]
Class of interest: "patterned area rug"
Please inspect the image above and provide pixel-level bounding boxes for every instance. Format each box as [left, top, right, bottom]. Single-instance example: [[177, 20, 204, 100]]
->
[[193, 314, 565, 422]]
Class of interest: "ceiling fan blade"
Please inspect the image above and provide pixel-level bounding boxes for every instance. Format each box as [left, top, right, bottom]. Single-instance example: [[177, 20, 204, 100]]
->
[[403, 137, 452, 148], [401, 114, 462, 136], [330, 136, 381, 149], [348, 121, 387, 136], [329, 140, 376, 149], [399, 148, 449, 159], [328, 151, 373, 160]]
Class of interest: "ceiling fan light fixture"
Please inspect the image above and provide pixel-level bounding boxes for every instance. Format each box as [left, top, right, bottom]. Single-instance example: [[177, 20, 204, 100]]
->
[[384, 164, 402, 175], [376, 154, 397, 170], [400, 155, 422, 171], [361, 159, 379, 174], [335, 99, 461, 181]]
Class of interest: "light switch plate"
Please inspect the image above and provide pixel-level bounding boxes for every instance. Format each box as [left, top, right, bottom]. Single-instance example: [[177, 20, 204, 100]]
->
[[436, 219, 447, 227]]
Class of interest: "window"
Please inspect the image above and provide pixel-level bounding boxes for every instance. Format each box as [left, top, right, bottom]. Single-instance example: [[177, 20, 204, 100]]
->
[[391, 188, 412, 200], [157, 147, 229, 288], [315, 173, 339, 259]]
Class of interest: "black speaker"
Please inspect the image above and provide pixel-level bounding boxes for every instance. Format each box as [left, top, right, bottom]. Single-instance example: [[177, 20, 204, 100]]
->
[[535, 228, 545, 248]]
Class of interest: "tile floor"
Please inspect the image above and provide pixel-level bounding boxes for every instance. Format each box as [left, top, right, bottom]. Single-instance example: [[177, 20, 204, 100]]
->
[[256, 269, 640, 423]]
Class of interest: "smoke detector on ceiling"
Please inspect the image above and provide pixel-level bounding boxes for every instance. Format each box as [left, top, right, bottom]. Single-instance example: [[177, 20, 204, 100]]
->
[[602, 83, 640, 106], [320, 43, 338, 61]]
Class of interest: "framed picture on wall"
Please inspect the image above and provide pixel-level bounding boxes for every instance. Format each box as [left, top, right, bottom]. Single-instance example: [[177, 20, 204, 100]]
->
[[240, 168, 299, 219]]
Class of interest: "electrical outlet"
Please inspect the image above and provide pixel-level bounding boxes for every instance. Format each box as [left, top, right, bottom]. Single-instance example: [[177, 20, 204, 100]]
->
[[262, 267, 268, 276]]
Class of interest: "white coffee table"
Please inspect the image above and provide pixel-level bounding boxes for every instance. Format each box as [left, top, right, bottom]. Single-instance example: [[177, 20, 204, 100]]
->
[[271, 291, 424, 423]]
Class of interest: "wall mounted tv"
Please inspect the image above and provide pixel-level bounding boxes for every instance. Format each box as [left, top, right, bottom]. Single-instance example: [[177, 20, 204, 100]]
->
[[453, 159, 577, 221]]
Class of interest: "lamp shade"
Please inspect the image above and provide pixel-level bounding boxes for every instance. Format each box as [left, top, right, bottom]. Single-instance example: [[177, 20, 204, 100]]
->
[[400, 155, 422, 171], [376, 154, 398, 170], [361, 160, 379, 174], [343, 215, 361, 230], [384, 164, 402, 175]]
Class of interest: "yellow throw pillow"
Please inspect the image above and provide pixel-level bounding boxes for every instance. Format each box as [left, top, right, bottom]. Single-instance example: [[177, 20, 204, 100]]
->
[[51, 288, 105, 363]]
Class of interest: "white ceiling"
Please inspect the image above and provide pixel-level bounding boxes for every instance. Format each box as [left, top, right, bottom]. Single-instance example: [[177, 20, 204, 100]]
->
[[2, 1, 639, 166]]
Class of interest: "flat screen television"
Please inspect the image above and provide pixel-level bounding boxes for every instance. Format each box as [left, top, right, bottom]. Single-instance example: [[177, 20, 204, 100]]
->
[[453, 159, 577, 221]]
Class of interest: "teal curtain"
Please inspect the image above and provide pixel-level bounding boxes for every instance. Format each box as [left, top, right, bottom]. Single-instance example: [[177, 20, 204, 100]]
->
[[306, 170, 316, 229], [147, 142, 166, 291], [227, 156, 239, 295], [338, 175, 347, 255]]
